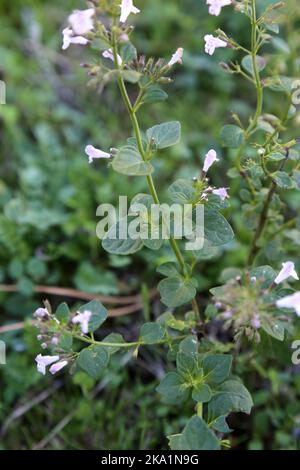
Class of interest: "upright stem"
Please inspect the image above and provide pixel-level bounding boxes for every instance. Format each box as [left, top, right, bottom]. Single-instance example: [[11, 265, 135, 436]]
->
[[111, 24, 200, 318]]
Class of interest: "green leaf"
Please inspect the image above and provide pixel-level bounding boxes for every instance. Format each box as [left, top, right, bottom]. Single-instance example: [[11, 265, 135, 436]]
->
[[208, 380, 253, 421], [143, 86, 168, 104], [101, 333, 125, 354], [122, 70, 142, 83], [157, 262, 181, 278], [220, 125, 245, 148], [250, 265, 276, 288], [120, 43, 137, 63], [102, 217, 144, 255], [140, 322, 165, 344], [77, 346, 109, 379], [211, 415, 232, 433], [157, 372, 189, 404], [58, 332, 73, 350], [78, 300, 108, 332], [112, 145, 153, 176], [203, 354, 232, 385], [54, 302, 70, 323], [176, 351, 199, 376], [168, 179, 197, 204], [272, 171, 294, 189], [204, 208, 234, 246], [293, 170, 300, 189], [158, 276, 197, 308], [179, 335, 198, 355], [146, 121, 181, 149], [241, 55, 266, 75], [261, 318, 285, 341], [171, 416, 220, 450], [192, 383, 212, 403], [168, 434, 183, 450]]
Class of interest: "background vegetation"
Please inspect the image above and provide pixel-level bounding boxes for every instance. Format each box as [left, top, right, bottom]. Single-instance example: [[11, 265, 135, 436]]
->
[[0, 0, 300, 450]]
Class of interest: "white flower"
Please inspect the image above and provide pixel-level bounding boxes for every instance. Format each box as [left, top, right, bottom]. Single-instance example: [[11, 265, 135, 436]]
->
[[62, 27, 89, 50], [85, 145, 111, 164], [72, 310, 92, 334], [212, 187, 229, 201], [35, 354, 59, 375], [276, 292, 300, 316], [203, 149, 219, 173], [120, 0, 140, 23], [34, 307, 49, 319], [204, 34, 227, 56], [274, 261, 299, 285], [102, 49, 123, 66], [206, 0, 231, 16], [68, 8, 94, 35], [168, 48, 184, 67], [49, 360, 68, 375]]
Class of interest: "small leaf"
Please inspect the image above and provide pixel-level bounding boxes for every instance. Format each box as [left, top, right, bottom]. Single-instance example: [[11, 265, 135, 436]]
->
[[192, 384, 212, 403], [122, 70, 142, 83], [208, 380, 253, 421], [55, 302, 70, 323], [204, 208, 234, 246], [157, 372, 189, 404], [221, 125, 245, 148], [102, 217, 144, 255], [101, 333, 125, 354], [112, 145, 153, 176], [168, 179, 197, 204], [176, 416, 221, 450], [157, 262, 181, 278], [146, 121, 181, 149], [250, 265, 276, 288], [203, 354, 232, 385], [58, 332, 73, 350], [78, 300, 108, 332], [77, 346, 109, 379], [241, 55, 266, 75], [143, 86, 168, 104], [120, 43, 137, 63], [140, 322, 165, 344], [272, 171, 294, 189], [261, 318, 285, 341], [158, 276, 197, 308]]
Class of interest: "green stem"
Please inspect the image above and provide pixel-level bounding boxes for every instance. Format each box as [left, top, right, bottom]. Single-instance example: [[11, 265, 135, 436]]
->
[[111, 23, 201, 318], [74, 333, 186, 349]]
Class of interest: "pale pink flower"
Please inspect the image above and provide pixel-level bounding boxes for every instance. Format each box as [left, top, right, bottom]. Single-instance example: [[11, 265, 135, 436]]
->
[[203, 149, 219, 173], [62, 27, 89, 50], [49, 360, 68, 375], [276, 292, 300, 316], [212, 187, 229, 201], [120, 0, 140, 23], [274, 261, 299, 285], [206, 0, 231, 16], [72, 310, 92, 334], [102, 49, 123, 66], [222, 310, 233, 319], [85, 145, 111, 164], [168, 48, 184, 67], [251, 314, 261, 329], [204, 34, 227, 56], [68, 9, 94, 35], [35, 354, 59, 375]]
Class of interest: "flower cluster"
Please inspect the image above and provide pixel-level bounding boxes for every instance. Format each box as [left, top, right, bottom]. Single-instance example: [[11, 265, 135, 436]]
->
[[212, 262, 299, 343]]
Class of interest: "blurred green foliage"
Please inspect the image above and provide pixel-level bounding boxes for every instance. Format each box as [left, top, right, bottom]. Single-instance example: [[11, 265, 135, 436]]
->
[[0, 0, 300, 450]]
